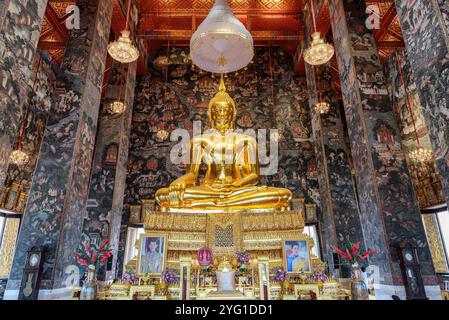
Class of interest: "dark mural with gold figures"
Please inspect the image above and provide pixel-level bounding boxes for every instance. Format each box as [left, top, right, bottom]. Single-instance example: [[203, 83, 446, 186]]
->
[[329, 0, 436, 284], [0, 0, 49, 188], [7, 0, 114, 290], [384, 50, 444, 209], [2, 51, 57, 197], [395, 0, 449, 207], [81, 60, 137, 278], [123, 47, 321, 218]]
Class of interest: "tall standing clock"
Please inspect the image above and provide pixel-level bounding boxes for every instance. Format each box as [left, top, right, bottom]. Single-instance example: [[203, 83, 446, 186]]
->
[[18, 246, 44, 300], [397, 245, 427, 300]]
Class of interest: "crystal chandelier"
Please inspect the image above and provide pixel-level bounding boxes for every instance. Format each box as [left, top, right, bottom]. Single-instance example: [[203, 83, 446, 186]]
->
[[315, 101, 330, 114], [108, 65, 126, 115], [156, 129, 169, 142], [10, 149, 28, 166], [108, 0, 139, 63], [304, 0, 334, 66], [109, 101, 126, 115], [190, 0, 254, 73], [409, 147, 433, 163]]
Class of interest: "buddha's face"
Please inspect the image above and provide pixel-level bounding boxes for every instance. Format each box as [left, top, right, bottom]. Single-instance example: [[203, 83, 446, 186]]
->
[[210, 102, 234, 130]]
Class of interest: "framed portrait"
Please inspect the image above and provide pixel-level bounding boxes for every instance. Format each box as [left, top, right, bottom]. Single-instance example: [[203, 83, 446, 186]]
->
[[137, 234, 167, 276], [283, 240, 312, 274]]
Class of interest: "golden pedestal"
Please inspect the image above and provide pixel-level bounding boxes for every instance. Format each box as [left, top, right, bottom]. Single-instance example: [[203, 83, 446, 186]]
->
[[141, 200, 324, 272]]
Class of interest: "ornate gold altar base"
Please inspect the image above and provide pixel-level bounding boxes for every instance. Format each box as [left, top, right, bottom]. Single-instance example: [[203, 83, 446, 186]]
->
[[140, 200, 324, 271]]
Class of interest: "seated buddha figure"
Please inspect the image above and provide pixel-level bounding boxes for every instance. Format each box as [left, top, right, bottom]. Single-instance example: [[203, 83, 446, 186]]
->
[[155, 76, 292, 211]]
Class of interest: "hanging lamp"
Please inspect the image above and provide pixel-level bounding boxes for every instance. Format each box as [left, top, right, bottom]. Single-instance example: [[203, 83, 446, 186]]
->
[[304, 0, 334, 66], [395, 51, 432, 164], [190, 0, 254, 73], [108, 64, 126, 115], [314, 67, 330, 114], [108, 0, 139, 63]]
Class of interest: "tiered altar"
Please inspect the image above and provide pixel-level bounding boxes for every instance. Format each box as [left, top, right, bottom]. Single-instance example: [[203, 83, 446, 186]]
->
[[105, 76, 353, 301]]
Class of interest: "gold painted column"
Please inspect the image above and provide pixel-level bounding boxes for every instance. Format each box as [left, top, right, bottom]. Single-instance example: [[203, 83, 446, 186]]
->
[[422, 214, 449, 274], [0, 218, 21, 278]]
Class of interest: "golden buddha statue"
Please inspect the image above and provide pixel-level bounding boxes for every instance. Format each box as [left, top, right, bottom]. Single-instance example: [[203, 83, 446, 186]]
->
[[155, 75, 292, 211]]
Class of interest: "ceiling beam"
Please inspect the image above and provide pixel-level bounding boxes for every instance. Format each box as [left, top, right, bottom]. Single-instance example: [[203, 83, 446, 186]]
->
[[43, 3, 68, 42], [373, 3, 397, 42]]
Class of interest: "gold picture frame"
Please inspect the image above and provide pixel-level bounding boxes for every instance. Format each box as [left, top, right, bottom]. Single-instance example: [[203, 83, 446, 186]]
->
[[136, 233, 167, 276], [282, 239, 312, 274]]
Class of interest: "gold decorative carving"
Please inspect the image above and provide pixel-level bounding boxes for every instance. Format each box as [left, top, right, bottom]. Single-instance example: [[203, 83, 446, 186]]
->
[[0, 218, 21, 277], [422, 214, 449, 273]]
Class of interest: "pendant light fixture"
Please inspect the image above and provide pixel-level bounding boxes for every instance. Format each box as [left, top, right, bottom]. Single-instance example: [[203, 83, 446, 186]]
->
[[395, 51, 432, 164], [11, 56, 43, 166], [107, 0, 139, 63], [190, 0, 254, 73], [108, 64, 126, 115], [314, 67, 330, 115], [304, 0, 334, 66]]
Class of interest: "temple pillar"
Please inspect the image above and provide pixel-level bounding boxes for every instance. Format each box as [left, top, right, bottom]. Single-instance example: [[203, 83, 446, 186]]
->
[[0, 0, 49, 189], [81, 59, 137, 282], [5, 0, 113, 299], [394, 0, 449, 207], [328, 0, 439, 299], [304, 2, 365, 277], [304, 53, 364, 276]]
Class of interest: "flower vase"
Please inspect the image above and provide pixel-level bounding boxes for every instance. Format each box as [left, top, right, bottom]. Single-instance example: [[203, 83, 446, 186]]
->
[[317, 279, 323, 295], [350, 264, 369, 300], [159, 281, 167, 295], [80, 266, 97, 300], [240, 263, 246, 273], [282, 279, 290, 293]]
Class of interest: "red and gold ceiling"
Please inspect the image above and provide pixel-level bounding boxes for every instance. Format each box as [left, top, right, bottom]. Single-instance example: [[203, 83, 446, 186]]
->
[[39, 0, 404, 74]]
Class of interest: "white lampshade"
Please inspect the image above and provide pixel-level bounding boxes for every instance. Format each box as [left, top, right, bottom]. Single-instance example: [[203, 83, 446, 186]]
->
[[190, 0, 254, 73]]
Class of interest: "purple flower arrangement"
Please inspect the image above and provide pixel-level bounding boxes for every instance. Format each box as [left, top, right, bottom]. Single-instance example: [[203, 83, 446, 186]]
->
[[311, 272, 326, 282], [122, 272, 138, 285], [272, 268, 288, 282], [236, 251, 250, 264], [161, 269, 179, 284]]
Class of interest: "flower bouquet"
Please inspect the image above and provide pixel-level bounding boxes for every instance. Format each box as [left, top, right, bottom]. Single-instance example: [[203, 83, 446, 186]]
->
[[333, 240, 377, 267], [122, 272, 138, 286], [161, 269, 179, 284], [75, 239, 111, 300], [235, 251, 250, 271], [311, 272, 326, 283], [76, 239, 112, 269]]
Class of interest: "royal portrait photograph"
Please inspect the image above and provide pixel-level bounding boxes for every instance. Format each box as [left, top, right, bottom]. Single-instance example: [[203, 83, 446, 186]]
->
[[283, 240, 311, 273], [138, 234, 166, 275]]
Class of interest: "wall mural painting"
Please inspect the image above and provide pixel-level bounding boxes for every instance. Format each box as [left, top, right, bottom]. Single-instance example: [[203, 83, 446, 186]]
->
[[3, 51, 57, 195], [7, 0, 113, 290], [395, 0, 449, 207], [384, 50, 444, 209], [124, 46, 320, 218], [0, 0, 49, 187], [329, 0, 435, 282]]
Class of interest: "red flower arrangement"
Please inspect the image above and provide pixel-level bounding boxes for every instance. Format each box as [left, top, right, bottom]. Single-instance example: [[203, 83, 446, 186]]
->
[[333, 240, 377, 266], [76, 239, 112, 269]]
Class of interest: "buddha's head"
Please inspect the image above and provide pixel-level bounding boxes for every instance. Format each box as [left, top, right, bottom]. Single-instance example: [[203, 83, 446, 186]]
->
[[208, 75, 237, 132]]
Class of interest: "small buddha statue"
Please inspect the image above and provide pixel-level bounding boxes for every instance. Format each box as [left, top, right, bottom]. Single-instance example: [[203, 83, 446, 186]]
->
[[155, 75, 292, 211]]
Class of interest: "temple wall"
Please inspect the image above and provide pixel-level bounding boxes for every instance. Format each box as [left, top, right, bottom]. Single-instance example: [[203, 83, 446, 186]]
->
[[384, 50, 444, 209], [2, 51, 58, 196], [123, 47, 320, 218]]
